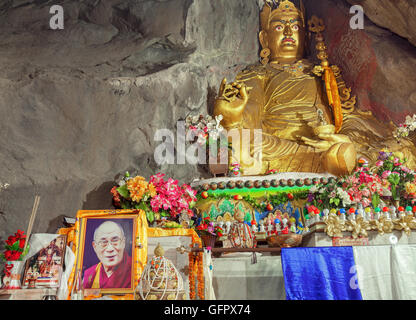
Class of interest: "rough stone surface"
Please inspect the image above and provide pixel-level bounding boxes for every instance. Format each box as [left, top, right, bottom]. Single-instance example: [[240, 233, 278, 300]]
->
[[0, 0, 416, 245], [0, 0, 260, 242], [304, 0, 416, 124], [346, 0, 416, 47]]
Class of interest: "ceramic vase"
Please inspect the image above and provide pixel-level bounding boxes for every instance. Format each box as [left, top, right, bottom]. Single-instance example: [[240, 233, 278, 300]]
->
[[3, 261, 24, 289]]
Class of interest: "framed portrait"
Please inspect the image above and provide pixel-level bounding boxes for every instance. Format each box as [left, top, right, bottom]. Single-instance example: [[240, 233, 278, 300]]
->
[[22, 234, 67, 289], [70, 210, 149, 297]]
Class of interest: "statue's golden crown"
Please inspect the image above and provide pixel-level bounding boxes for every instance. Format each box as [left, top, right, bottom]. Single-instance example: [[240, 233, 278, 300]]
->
[[261, 0, 305, 29]]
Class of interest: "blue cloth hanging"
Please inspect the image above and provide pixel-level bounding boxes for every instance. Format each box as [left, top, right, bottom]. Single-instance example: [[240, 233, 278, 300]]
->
[[281, 247, 363, 300]]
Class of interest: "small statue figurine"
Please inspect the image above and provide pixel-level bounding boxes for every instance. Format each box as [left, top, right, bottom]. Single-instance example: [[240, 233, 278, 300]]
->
[[259, 220, 266, 233], [228, 210, 255, 248], [390, 206, 397, 220], [289, 217, 297, 233], [267, 221, 274, 236], [281, 218, 289, 234], [229, 162, 241, 177], [274, 219, 281, 232], [225, 221, 232, 235]]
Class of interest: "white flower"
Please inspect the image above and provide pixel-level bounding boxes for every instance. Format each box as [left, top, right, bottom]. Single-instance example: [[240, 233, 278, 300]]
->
[[310, 186, 318, 193]]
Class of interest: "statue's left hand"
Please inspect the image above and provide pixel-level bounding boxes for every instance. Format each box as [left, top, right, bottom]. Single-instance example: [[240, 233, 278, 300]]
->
[[301, 133, 352, 152]]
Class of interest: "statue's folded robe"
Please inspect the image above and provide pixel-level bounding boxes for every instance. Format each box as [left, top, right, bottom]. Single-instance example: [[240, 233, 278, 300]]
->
[[83, 251, 132, 289]]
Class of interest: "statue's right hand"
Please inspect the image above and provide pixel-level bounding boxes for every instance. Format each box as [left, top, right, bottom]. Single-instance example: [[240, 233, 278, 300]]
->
[[213, 78, 249, 128]]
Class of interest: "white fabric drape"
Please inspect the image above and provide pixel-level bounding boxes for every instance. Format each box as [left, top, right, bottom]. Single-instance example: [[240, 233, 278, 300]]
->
[[391, 245, 416, 299], [211, 254, 286, 300], [203, 249, 216, 300], [352, 245, 393, 300], [353, 245, 416, 300]]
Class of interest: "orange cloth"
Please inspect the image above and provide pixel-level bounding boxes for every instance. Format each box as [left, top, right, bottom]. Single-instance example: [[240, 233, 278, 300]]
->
[[324, 66, 343, 133]]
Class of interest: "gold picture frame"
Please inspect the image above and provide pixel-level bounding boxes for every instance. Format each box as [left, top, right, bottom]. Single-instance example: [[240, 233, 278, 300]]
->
[[61, 210, 149, 298]]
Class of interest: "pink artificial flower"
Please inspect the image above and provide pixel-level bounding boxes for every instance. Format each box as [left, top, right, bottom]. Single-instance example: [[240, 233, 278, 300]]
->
[[376, 160, 384, 167], [382, 171, 392, 179], [361, 198, 371, 208], [362, 188, 370, 198]]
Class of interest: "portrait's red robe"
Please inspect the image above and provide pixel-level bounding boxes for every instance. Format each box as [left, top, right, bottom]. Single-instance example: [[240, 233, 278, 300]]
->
[[83, 252, 132, 289]]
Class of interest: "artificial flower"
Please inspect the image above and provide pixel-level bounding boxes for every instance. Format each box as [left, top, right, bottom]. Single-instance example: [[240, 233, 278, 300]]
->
[[405, 182, 416, 195]]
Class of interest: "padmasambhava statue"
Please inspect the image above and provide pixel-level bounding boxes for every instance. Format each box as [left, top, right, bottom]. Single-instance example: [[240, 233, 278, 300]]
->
[[213, 0, 416, 176]]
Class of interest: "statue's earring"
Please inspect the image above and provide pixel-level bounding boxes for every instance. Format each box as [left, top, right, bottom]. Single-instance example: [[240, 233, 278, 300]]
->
[[260, 48, 271, 65]]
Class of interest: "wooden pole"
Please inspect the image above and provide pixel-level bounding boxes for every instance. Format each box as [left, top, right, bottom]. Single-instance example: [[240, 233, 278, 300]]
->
[[23, 195, 40, 252]]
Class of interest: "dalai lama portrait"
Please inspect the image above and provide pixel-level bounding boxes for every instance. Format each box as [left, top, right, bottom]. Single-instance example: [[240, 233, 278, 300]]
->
[[82, 220, 132, 289]]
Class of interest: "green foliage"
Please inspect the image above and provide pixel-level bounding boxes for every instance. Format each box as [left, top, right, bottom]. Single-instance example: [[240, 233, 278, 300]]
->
[[117, 184, 130, 199]]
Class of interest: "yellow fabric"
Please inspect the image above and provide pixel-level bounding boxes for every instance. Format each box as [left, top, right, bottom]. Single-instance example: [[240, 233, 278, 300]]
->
[[91, 263, 102, 289], [147, 227, 202, 246], [324, 67, 343, 133]]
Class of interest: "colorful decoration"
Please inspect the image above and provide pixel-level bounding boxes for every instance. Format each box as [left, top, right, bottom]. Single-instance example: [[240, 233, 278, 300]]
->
[[112, 172, 197, 225], [322, 206, 416, 238], [196, 216, 223, 237], [308, 150, 416, 210], [393, 114, 416, 142], [229, 162, 241, 177], [228, 210, 256, 248]]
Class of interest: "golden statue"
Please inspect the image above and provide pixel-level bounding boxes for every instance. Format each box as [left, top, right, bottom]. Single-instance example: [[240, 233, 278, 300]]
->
[[213, 0, 416, 176]]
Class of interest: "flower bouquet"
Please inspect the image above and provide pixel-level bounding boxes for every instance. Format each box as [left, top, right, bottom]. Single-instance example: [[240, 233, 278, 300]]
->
[[185, 114, 231, 175], [393, 114, 416, 142], [308, 161, 384, 210], [308, 150, 416, 210], [111, 172, 197, 226], [1, 230, 29, 289], [196, 216, 223, 248], [0, 230, 29, 262], [373, 150, 416, 206]]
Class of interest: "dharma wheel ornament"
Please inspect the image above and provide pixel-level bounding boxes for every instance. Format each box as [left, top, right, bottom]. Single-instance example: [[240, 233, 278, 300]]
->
[[136, 244, 186, 300]]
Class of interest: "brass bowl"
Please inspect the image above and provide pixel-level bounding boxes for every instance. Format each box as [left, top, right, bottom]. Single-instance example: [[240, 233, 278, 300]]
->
[[266, 233, 303, 248]]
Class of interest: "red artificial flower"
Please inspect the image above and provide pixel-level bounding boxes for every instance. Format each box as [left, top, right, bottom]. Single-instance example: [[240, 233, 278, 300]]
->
[[4, 250, 12, 260], [19, 238, 25, 249], [6, 236, 17, 246], [15, 230, 26, 239], [9, 250, 21, 261]]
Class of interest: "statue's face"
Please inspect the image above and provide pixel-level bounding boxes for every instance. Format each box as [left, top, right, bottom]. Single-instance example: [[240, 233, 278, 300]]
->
[[265, 12, 305, 62]]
